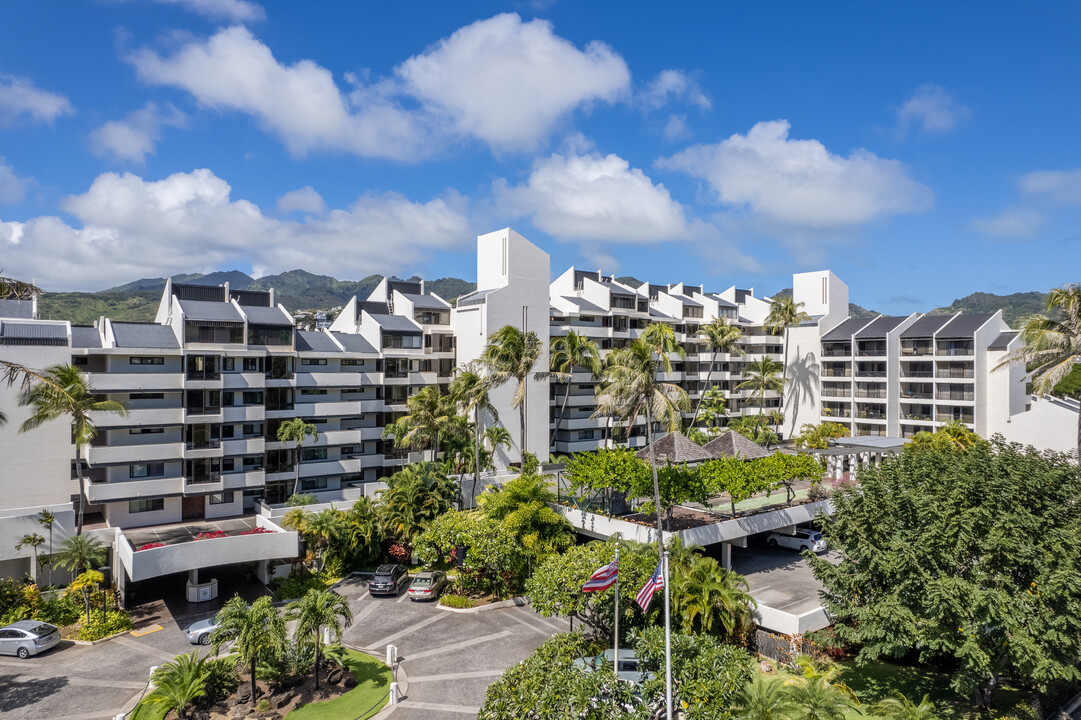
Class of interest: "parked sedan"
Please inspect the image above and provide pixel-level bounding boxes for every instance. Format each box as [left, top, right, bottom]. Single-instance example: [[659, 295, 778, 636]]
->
[[185, 613, 222, 645], [369, 564, 410, 596], [0, 620, 60, 658], [407, 571, 448, 601], [767, 528, 827, 553]]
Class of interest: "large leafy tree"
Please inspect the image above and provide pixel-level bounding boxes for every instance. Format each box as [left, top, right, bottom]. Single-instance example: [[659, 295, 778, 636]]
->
[[480, 325, 553, 460], [449, 365, 498, 508], [694, 318, 744, 426], [414, 510, 525, 597], [18, 364, 127, 533], [377, 462, 456, 542], [286, 588, 353, 690], [384, 385, 458, 461], [549, 330, 601, 447], [735, 357, 785, 437], [994, 284, 1081, 458], [211, 595, 288, 704], [809, 439, 1081, 707], [276, 418, 318, 498], [476, 471, 573, 561]]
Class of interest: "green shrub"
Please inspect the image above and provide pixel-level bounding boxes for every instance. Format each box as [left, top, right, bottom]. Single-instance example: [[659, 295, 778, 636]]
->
[[256, 698, 271, 712], [76, 608, 134, 641], [271, 570, 329, 601], [204, 656, 240, 700], [38, 592, 80, 627], [439, 594, 475, 609], [286, 493, 317, 506]]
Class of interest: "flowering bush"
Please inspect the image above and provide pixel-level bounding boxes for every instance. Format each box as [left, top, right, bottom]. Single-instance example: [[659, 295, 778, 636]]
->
[[389, 543, 411, 563], [136, 542, 165, 551], [239, 526, 275, 535], [194, 531, 228, 541]]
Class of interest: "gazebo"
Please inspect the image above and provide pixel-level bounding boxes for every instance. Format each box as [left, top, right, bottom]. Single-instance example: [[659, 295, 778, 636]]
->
[[703, 430, 771, 460], [636, 431, 713, 465]]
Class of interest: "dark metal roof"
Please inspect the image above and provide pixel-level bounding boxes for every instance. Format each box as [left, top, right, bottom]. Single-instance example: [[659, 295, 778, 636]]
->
[[457, 288, 494, 307], [112, 323, 180, 349], [989, 331, 1018, 351], [332, 333, 377, 354], [899, 314, 953, 339], [855, 316, 907, 340], [636, 431, 713, 464], [387, 279, 422, 296], [70, 326, 102, 349], [230, 289, 272, 307], [179, 299, 243, 323], [703, 430, 771, 460], [295, 330, 340, 353], [370, 313, 421, 333], [0, 321, 67, 345], [937, 313, 995, 339], [821, 317, 874, 342], [669, 293, 703, 307], [173, 283, 226, 303], [242, 305, 293, 326], [704, 293, 737, 309], [403, 293, 449, 310], [562, 296, 607, 314], [0, 299, 35, 319]]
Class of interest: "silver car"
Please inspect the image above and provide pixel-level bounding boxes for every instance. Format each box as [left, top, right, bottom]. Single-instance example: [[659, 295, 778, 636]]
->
[[407, 571, 448, 601], [0, 620, 60, 659], [767, 528, 827, 553], [185, 612, 222, 645]]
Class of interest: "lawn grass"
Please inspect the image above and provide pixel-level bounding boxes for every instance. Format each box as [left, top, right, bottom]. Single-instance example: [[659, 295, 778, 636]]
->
[[285, 648, 392, 720], [127, 700, 168, 720]]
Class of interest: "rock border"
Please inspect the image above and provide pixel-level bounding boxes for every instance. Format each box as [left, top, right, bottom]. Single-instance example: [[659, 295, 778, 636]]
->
[[437, 596, 529, 614]]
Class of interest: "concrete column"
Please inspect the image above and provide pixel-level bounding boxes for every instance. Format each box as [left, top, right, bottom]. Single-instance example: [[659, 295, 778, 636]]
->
[[849, 454, 857, 481], [721, 543, 732, 571], [188, 568, 199, 584]]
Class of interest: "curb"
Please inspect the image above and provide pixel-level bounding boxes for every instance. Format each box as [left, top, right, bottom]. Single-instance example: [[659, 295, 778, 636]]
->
[[70, 629, 131, 645], [437, 596, 529, 614]]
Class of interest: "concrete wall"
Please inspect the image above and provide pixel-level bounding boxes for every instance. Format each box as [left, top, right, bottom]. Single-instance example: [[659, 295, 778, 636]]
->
[[1006, 395, 1079, 457]]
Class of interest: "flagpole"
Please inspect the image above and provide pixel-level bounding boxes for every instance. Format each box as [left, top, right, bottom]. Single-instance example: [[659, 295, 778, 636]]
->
[[612, 547, 619, 676], [663, 549, 672, 720]]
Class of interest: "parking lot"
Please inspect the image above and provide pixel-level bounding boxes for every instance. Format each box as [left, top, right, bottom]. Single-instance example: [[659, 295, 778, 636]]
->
[[729, 533, 840, 615]]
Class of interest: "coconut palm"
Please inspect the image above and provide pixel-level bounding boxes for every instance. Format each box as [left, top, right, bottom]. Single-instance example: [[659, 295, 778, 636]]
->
[[145, 652, 208, 720], [385, 385, 457, 461], [735, 675, 796, 720], [15, 533, 44, 583], [276, 418, 318, 499], [736, 357, 785, 436], [782, 676, 857, 720], [693, 318, 744, 425], [766, 295, 812, 374], [994, 283, 1081, 458], [283, 508, 343, 572], [37, 509, 56, 587], [593, 329, 689, 558], [211, 595, 288, 704], [870, 691, 941, 720], [55, 534, 107, 576], [378, 463, 455, 542], [286, 589, 353, 690], [18, 364, 127, 533], [450, 366, 499, 509], [549, 331, 601, 447], [484, 425, 512, 454], [480, 325, 554, 461]]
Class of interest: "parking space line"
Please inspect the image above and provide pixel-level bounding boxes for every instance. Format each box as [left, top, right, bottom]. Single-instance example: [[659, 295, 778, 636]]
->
[[504, 609, 549, 635], [131, 624, 163, 637], [405, 629, 512, 661], [398, 700, 480, 714], [525, 612, 569, 634], [408, 669, 506, 682], [396, 590, 412, 604], [113, 634, 179, 663], [366, 612, 447, 650]]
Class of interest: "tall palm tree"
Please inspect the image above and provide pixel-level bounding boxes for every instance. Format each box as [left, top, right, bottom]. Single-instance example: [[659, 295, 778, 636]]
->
[[18, 364, 127, 533], [283, 508, 343, 571], [735, 676, 796, 720], [994, 284, 1081, 458], [276, 418, 318, 499], [766, 295, 812, 376], [549, 331, 601, 447], [286, 589, 354, 690], [38, 509, 55, 587], [594, 329, 689, 558], [693, 318, 744, 426], [736, 357, 785, 437], [211, 595, 288, 704], [450, 366, 499, 508], [344, 497, 382, 565], [15, 533, 44, 583], [481, 325, 553, 462], [145, 652, 208, 720], [385, 385, 456, 461], [55, 534, 107, 576], [782, 676, 857, 720]]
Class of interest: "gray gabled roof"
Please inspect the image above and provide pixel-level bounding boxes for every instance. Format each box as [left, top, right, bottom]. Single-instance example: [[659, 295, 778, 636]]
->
[[704, 293, 738, 309], [332, 332, 378, 354], [112, 323, 180, 349], [562, 296, 608, 314], [636, 431, 713, 465], [989, 331, 1018, 351], [900, 314, 953, 339], [821, 317, 874, 342], [71, 326, 102, 349], [0, 299, 35, 319], [296, 331, 340, 353], [456, 288, 494, 307], [668, 293, 703, 307], [703, 430, 771, 460], [855, 316, 907, 340], [370, 313, 422, 333], [403, 293, 449, 310], [242, 305, 293, 326], [937, 313, 994, 339], [0, 320, 67, 344], [178, 299, 243, 323]]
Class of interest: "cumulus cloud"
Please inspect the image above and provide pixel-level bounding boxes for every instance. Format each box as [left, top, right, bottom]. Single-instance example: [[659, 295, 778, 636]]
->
[[1019, 169, 1081, 205], [90, 102, 188, 163], [140, 0, 264, 21], [657, 120, 933, 230], [971, 168, 1081, 240], [129, 15, 629, 160], [0, 169, 470, 291], [639, 69, 710, 111], [663, 114, 690, 142], [0, 73, 73, 126], [0, 159, 30, 205], [895, 84, 969, 138], [276, 185, 326, 214], [496, 151, 689, 243]]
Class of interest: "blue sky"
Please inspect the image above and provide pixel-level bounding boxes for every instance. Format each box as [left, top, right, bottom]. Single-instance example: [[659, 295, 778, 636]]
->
[[1, 1, 1079, 315]]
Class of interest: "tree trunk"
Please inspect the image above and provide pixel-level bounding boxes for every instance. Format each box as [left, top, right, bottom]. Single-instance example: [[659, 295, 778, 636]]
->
[[551, 378, 572, 449], [75, 445, 85, 535], [432, 429, 439, 462], [251, 655, 258, 704], [691, 351, 717, 427], [781, 327, 790, 440], [314, 629, 321, 690], [47, 527, 52, 587], [975, 673, 999, 709], [83, 587, 90, 625], [519, 387, 527, 465], [645, 404, 664, 560], [292, 443, 303, 498], [472, 407, 481, 511]]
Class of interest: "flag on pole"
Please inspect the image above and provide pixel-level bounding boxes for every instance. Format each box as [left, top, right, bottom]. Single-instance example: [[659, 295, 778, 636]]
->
[[636, 561, 665, 611], [582, 559, 618, 592]]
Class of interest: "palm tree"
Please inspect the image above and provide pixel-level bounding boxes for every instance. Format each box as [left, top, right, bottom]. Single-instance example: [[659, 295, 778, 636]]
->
[[484, 425, 512, 455], [766, 295, 812, 377], [37, 509, 55, 587], [286, 589, 354, 690], [378, 463, 455, 542], [693, 318, 744, 425], [276, 418, 318, 499], [450, 366, 499, 509], [145, 652, 208, 720], [736, 357, 785, 437], [549, 331, 601, 447], [594, 327, 689, 558], [476, 472, 574, 560], [18, 364, 127, 533], [791, 655, 859, 702], [283, 508, 343, 571], [673, 556, 755, 642], [782, 676, 857, 720], [385, 385, 457, 461], [994, 284, 1081, 458], [55, 534, 107, 576], [870, 691, 940, 720], [735, 675, 796, 720], [15, 533, 44, 583], [480, 325, 553, 462], [343, 497, 382, 565], [211, 595, 288, 704]]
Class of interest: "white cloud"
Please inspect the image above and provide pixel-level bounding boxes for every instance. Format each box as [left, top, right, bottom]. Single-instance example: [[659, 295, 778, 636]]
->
[[639, 69, 710, 111], [396, 13, 630, 151], [969, 208, 1047, 239], [134, 0, 265, 21], [657, 120, 933, 230], [0, 73, 73, 126], [90, 102, 188, 163], [895, 84, 969, 138], [0, 169, 470, 291], [1019, 169, 1081, 205], [496, 151, 689, 243], [663, 114, 689, 141], [0, 159, 30, 205], [276, 186, 326, 214], [970, 168, 1081, 240]]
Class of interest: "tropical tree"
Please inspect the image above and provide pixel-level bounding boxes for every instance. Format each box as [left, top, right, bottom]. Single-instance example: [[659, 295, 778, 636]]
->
[[481, 325, 554, 461], [450, 365, 498, 508], [736, 357, 785, 436], [211, 595, 289, 704], [698, 386, 729, 438], [70, 569, 104, 625], [145, 652, 208, 719], [994, 284, 1081, 458], [283, 508, 343, 571], [484, 425, 511, 454], [14, 533, 44, 583], [672, 555, 756, 643], [766, 295, 811, 375], [549, 330, 601, 447], [782, 673, 858, 720], [791, 655, 859, 702], [908, 420, 984, 452], [55, 534, 107, 576], [594, 326, 689, 557], [378, 462, 456, 542], [37, 509, 55, 587], [693, 318, 744, 425], [795, 422, 850, 450], [276, 418, 318, 499], [870, 691, 942, 720], [286, 589, 353, 690], [18, 364, 127, 533], [342, 497, 382, 566], [735, 675, 796, 720], [385, 385, 457, 461], [476, 471, 574, 561]]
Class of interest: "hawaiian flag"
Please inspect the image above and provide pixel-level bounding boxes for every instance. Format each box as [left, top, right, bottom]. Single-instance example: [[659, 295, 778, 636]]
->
[[636, 561, 665, 612], [582, 559, 619, 592]]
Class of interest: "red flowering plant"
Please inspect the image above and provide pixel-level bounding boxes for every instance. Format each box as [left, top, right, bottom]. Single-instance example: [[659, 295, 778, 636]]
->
[[194, 530, 228, 541], [240, 526, 275, 535], [389, 543, 411, 563], [137, 542, 165, 551]]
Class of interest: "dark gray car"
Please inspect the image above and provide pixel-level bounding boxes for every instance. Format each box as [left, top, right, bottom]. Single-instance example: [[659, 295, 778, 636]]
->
[[369, 564, 409, 596]]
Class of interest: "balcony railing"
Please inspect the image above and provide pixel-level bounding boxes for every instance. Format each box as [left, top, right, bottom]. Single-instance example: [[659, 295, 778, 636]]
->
[[900, 391, 932, 399], [821, 389, 849, 398], [902, 413, 934, 421], [822, 370, 851, 378], [186, 473, 221, 485], [937, 369, 974, 379], [185, 439, 221, 450], [902, 370, 934, 378], [855, 390, 888, 399], [936, 413, 974, 423], [856, 412, 886, 420], [901, 347, 933, 356], [821, 348, 851, 357], [937, 392, 975, 401], [937, 347, 974, 357], [855, 370, 887, 377]]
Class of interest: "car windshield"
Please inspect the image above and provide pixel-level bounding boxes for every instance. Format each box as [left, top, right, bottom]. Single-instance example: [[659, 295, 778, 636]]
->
[[374, 574, 393, 581], [30, 623, 54, 636], [412, 578, 431, 586]]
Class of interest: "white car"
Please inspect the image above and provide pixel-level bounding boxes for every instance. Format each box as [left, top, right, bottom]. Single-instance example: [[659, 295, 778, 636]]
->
[[0, 620, 60, 658], [767, 528, 827, 553]]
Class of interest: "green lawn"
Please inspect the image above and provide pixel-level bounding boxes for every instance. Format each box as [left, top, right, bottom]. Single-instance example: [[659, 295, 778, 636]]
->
[[285, 648, 392, 720], [127, 700, 168, 720]]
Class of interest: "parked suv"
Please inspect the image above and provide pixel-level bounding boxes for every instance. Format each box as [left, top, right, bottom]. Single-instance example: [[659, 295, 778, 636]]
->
[[0, 620, 60, 658], [767, 528, 827, 553], [369, 564, 410, 596]]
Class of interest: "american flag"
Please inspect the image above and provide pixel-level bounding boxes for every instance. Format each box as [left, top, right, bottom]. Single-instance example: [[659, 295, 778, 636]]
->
[[636, 561, 665, 612], [582, 559, 618, 592]]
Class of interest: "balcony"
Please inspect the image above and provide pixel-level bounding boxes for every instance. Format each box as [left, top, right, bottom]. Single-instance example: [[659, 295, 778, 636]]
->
[[222, 372, 266, 389], [855, 370, 887, 378], [185, 473, 223, 493], [936, 412, 974, 424], [936, 392, 974, 401], [900, 345, 933, 357], [221, 437, 265, 455], [854, 390, 888, 399], [84, 475, 184, 503], [90, 407, 184, 427], [822, 369, 851, 378], [936, 368, 974, 379], [937, 343, 974, 357], [87, 442, 183, 465], [85, 372, 183, 391], [297, 457, 366, 477], [295, 372, 380, 387], [222, 405, 265, 422], [222, 470, 266, 490], [902, 413, 934, 422]]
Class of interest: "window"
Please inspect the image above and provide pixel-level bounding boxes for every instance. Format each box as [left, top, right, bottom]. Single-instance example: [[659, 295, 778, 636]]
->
[[129, 427, 165, 435], [242, 391, 264, 405], [222, 391, 234, 406], [301, 358, 328, 366], [128, 498, 164, 513], [301, 388, 327, 396], [208, 492, 235, 505], [301, 477, 328, 491], [72, 356, 88, 366], [130, 357, 165, 365], [576, 430, 596, 440], [382, 334, 422, 350], [341, 359, 364, 366], [242, 423, 262, 436], [222, 458, 235, 472], [303, 447, 328, 461], [222, 425, 235, 439], [130, 462, 165, 478], [248, 325, 292, 346], [242, 456, 262, 470], [243, 357, 263, 372], [129, 392, 165, 400], [222, 358, 235, 371]]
